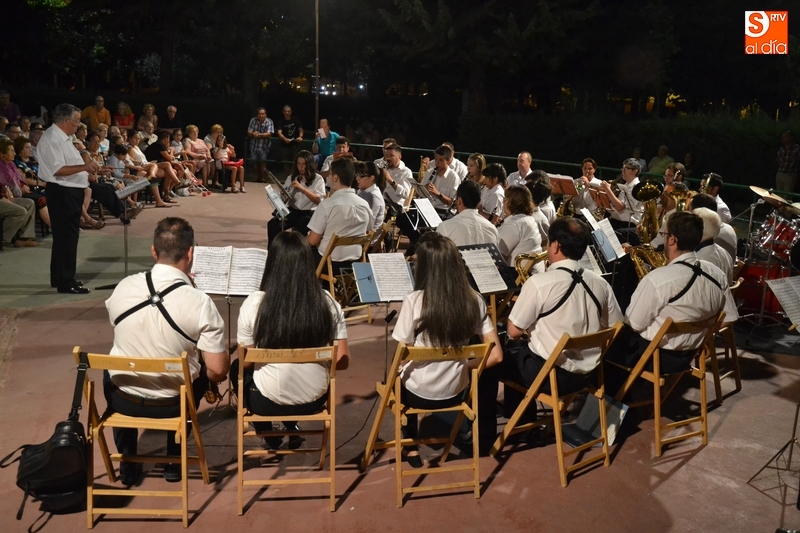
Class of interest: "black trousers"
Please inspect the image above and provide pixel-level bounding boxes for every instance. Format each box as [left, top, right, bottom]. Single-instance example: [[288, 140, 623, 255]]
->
[[400, 384, 465, 441], [89, 182, 125, 218], [103, 370, 209, 457], [229, 359, 327, 433], [478, 342, 591, 450], [267, 208, 314, 247], [46, 183, 84, 288], [603, 324, 697, 398]]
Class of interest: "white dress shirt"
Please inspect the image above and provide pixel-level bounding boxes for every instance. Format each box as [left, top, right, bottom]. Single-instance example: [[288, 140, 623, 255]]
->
[[238, 291, 347, 405], [449, 158, 468, 180], [609, 178, 643, 225], [105, 264, 226, 398], [507, 169, 533, 188], [498, 213, 543, 270], [422, 167, 461, 209], [532, 208, 550, 244], [437, 209, 499, 247], [509, 259, 623, 373], [696, 241, 733, 283], [716, 222, 737, 261], [357, 183, 385, 234], [393, 290, 494, 400], [384, 165, 414, 206], [36, 124, 89, 188], [715, 195, 732, 223], [307, 188, 374, 262], [539, 197, 557, 223], [480, 183, 505, 219], [283, 173, 325, 211], [626, 252, 739, 350]]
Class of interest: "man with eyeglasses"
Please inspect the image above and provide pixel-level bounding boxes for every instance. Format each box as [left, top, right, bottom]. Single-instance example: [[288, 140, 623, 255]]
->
[[81, 96, 111, 132], [5, 125, 21, 141], [599, 158, 644, 242], [604, 211, 738, 397], [37, 104, 102, 294]]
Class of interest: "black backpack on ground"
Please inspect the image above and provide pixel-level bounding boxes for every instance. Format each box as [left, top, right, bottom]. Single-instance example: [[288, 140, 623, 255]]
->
[[0, 352, 89, 519]]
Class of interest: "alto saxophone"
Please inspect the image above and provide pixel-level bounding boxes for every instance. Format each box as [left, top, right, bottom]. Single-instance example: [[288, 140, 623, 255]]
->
[[418, 156, 429, 183], [514, 251, 549, 284]]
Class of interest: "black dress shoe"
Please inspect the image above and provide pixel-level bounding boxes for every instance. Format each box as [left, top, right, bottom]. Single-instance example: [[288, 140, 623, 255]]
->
[[119, 462, 143, 487], [163, 463, 181, 483], [57, 285, 90, 294]]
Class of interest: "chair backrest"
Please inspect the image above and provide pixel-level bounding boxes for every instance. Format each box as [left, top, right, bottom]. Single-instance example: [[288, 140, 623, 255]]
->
[[316, 232, 374, 276], [642, 311, 725, 362], [370, 219, 395, 254], [239, 344, 338, 380], [404, 186, 416, 209], [72, 347, 195, 405], [387, 342, 493, 385], [731, 258, 745, 281]]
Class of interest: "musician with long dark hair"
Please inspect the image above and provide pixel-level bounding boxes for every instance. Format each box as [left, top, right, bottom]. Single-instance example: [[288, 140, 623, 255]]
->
[[266, 149, 325, 246], [234, 231, 349, 448], [393, 232, 503, 466]]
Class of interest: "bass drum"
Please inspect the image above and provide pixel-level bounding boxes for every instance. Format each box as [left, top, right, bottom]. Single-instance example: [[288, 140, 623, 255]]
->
[[755, 212, 800, 264], [737, 261, 792, 314]]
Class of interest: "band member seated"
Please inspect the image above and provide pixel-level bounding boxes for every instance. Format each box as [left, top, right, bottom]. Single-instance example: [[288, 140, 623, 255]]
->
[[437, 180, 498, 247], [507, 151, 534, 187], [692, 207, 734, 283], [382, 143, 413, 214], [572, 158, 602, 212], [393, 232, 503, 465], [478, 217, 623, 453], [526, 170, 556, 223], [604, 211, 738, 397], [421, 144, 461, 213], [600, 158, 643, 244], [307, 156, 374, 271], [498, 185, 544, 271], [651, 182, 689, 249], [527, 180, 552, 244], [104, 217, 229, 485], [688, 193, 737, 261], [354, 161, 387, 240], [267, 150, 325, 246], [699, 172, 731, 223], [478, 163, 506, 225], [320, 136, 350, 183]]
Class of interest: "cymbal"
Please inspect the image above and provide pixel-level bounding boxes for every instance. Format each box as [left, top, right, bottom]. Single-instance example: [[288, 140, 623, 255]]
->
[[751, 185, 790, 207], [750, 185, 772, 197], [787, 203, 800, 216], [769, 192, 790, 206]]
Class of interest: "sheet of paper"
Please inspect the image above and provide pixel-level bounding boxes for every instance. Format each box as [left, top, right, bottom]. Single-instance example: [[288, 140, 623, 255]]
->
[[575, 394, 628, 446], [597, 218, 626, 259], [367, 253, 414, 302], [191, 246, 232, 294], [767, 278, 800, 326], [579, 247, 603, 275], [227, 247, 268, 296], [580, 208, 601, 231], [318, 128, 326, 139], [265, 185, 290, 219], [460, 249, 507, 293], [414, 198, 443, 228]]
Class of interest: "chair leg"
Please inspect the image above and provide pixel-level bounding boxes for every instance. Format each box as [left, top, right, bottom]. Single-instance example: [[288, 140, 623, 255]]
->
[[700, 366, 709, 446], [654, 371, 663, 458], [329, 414, 336, 512], [725, 328, 742, 392], [181, 415, 189, 527], [490, 385, 538, 457], [237, 412, 244, 516], [597, 390, 610, 467], [361, 384, 392, 472], [707, 344, 723, 405], [87, 426, 95, 529], [553, 400, 568, 487], [395, 396, 404, 508]]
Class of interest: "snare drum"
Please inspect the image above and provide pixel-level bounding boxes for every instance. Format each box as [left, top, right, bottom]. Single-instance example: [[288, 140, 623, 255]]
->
[[756, 212, 800, 263], [737, 260, 792, 314]]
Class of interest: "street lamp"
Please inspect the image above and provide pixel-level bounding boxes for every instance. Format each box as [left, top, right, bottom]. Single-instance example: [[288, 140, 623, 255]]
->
[[315, 0, 320, 128]]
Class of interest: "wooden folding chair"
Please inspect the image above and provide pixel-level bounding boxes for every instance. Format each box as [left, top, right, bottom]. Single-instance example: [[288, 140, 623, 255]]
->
[[237, 345, 338, 514], [369, 218, 395, 254], [316, 232, 375, 324], [490, 323, 623, 487], [608, 312, 724, 457], [72, 347, 210, 529], [361, 342, 493, 507], [707, 278, 743, 405]]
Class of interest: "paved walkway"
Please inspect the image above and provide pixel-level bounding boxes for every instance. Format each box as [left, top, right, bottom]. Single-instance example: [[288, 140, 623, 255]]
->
[[1, 189, 799, 532]]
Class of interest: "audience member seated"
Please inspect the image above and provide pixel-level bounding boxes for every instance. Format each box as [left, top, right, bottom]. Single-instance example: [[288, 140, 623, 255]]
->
[[97, 124, 110, 156], [183, 125, 213, 187], [232, 231, 350, 449], [212, 134, 244, 193], [143, 131, 181, 202], [394, 232, 502, 465], [498, 185, 543, 271], [138, 121, 158, 148], [159, 105, 183, 134], [0, 139, 50, 228], [136, 103, 158, 132], [170, 129, 196, 177], [18, 116, 31, 139], [72, 122, 88, 151], [113, 102, 136, 133], [128, 132, 172, 208]]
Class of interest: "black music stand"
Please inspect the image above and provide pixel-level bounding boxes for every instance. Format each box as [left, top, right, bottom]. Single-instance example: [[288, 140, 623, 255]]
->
[[748, 397, 800, 508], [97, 179, 150, 290]]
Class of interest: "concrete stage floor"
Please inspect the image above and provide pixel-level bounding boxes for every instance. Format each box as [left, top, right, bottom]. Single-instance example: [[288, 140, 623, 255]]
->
[[1, 188, 800, 532]]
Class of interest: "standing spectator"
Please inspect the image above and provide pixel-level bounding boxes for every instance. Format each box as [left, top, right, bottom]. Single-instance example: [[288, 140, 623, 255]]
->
[[312, 118, 339, 167], [632, 147, 647, 173], [37, 103, 100, 293], [136, 103, 158, 131], [114, 102, 136, 133], [81, 96, 111, 132], [0, 91, 21, 122], [647, 145, 675, 176], [683, 152, 697, 180], [247, 107, 273, 183], [159, 106, 183, 135], [275, 105, 304, 174], [776, 130, 800, 193]]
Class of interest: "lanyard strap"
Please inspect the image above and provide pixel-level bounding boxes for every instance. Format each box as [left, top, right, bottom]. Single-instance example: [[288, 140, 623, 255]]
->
[[668, 260, 723, 304], [539, 267, 602, 319]]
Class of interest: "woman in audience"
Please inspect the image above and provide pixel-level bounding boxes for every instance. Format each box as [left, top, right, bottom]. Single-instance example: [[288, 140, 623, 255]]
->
[[213, 134, 244, 193], [234, 231, 349, 449], [14, 137, 39, 181], [466, 153, 486, 185], [114, 102, 136, 133], [183, 125, 213, 187], [392, 232, 502, 467], [170, 129, 196, 183], [127, 132, 173, 208], [136, 103, 158, 131], [204, 124, 223, 151], [18, 116, 31, 138], [266, 150, 324, 244], [498, 185, 544, 273], [354, 160, 386, 238], [97, 124, 110, 156], [72, 122, 88, 151], [0, 139, 50, 228]]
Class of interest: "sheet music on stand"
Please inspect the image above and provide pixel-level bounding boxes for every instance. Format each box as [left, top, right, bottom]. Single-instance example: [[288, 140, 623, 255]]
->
[[588, 187, 612, 210], [352, 253, 414, 304], [578, 246, 603, 275], [409, 181, 435, 203], [191, 246, 267, 296], [413, 198, 443, 228], [580, 208, 601, 231], [265, 185, 290, 220], [595, 219, 627, 261], [766, 278, 800, 329], [457, 243, 516, 294], [115, 178, 149, 199], [264, 171, 292, 205], [548, 174, 579, 197]]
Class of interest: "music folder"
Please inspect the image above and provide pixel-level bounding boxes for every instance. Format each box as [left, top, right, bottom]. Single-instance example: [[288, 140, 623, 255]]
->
[[588, 187, 612, 210], [591, 229, 618, 263], [353, 253, 414, 304], [548, 174, 579, 197]]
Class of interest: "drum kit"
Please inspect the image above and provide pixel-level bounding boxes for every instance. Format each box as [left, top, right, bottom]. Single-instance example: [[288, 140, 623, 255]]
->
[[740, 186, 800, 319]]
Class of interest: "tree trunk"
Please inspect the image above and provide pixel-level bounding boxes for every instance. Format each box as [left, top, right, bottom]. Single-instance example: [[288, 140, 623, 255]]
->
[[159, 21, 175, 97]]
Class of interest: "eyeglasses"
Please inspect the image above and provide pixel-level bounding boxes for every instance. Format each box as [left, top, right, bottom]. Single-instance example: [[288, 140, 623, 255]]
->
[[622, 166, 635, 171], [659, 231, 671, 238]]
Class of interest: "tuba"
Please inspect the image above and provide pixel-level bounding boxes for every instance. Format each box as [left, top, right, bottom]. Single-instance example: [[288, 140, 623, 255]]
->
[[514, 251, 548, 284], [629, 179, 667, 280]]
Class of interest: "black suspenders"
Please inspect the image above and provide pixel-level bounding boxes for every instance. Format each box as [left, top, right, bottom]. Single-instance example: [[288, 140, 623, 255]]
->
[[113, 271, 198, 344], [667, 260, 724, 304], [539, 267, 602, 319]]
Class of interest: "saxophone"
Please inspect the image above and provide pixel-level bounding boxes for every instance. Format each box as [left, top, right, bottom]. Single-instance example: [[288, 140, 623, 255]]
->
[[658, 185, 695, 228], [514, 251, 549, 284], [629, 245, 667, 280], [418, 156, 429, 183]]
